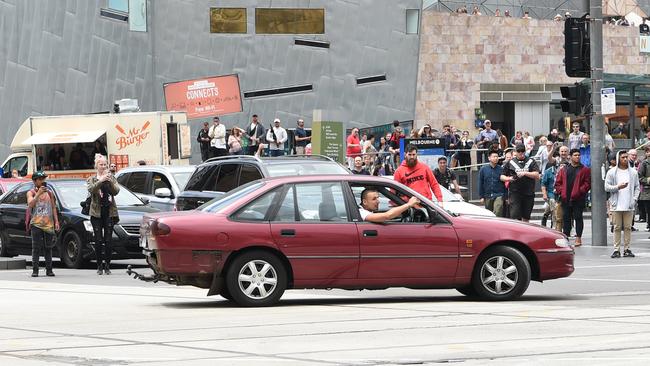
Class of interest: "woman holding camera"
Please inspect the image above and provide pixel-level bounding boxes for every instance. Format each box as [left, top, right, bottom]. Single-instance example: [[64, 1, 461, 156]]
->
[[86, 154, 120, 275]]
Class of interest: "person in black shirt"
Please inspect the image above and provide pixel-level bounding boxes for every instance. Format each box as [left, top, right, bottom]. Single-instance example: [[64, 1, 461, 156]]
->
[[433, 157, 461, 194], [351, 156, 369, 175], [196, 122, 211, 162], [69, 143, 90, 169], [500, 144, 540, 222]]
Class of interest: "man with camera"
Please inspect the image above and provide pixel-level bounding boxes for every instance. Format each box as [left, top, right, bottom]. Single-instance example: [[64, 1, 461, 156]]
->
[[26, 171, 60, 277]]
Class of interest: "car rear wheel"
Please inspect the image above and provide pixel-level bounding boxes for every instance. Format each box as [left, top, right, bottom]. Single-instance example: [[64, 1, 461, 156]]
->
[[225, 250, 287, 307], [472, 246, 531, 301], [60, 230, 86, 269]]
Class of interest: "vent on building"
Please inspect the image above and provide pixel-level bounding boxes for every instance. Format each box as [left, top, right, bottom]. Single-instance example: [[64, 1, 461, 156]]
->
[[294, 39, 330, 49], [243, 84, 313, 98], [100, 8, 128, 22], [356, 75, 387, 85]]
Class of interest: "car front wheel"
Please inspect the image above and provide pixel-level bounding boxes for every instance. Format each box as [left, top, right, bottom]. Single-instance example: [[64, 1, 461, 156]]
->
[[225, 250, 287, 307], [60, 230, 86, 269], [472, 246, 531, 301]]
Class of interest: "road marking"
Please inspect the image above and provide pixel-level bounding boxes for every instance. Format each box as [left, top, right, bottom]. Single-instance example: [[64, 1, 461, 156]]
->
[[576, 263, 650, 269], [564, 278, 650, 283]]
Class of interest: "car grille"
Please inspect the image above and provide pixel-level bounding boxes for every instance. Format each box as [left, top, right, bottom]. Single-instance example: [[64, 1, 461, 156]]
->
[[119, 224, 141, 236]]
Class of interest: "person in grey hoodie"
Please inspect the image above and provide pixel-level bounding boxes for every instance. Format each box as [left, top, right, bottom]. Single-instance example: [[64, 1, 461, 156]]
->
[[605, 150, 640, 258]]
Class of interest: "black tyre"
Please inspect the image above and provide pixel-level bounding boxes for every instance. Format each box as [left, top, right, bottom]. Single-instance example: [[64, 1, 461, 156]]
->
[[471, 246, 531, 301], [456, 285, 477, 298], [225, 250, 287, 307], [60, 230, 86, 269], [220, 285, 233, 301], [0, 230, 14, 257]]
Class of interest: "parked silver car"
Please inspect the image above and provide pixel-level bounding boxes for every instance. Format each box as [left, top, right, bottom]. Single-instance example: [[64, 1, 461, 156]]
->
[[115, 165, 195, 211]]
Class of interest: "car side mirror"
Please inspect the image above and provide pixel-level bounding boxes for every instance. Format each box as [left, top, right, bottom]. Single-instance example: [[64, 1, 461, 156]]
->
[[140, 197, 150, 205], [154, 188, 172, 198]]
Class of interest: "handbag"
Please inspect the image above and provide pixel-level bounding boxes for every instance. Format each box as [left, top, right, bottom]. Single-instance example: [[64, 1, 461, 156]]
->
[[81, 196, 91, 216]]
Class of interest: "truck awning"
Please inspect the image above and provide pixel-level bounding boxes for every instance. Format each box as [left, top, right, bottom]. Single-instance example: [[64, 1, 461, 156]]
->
[[21, 130, 106, 145]]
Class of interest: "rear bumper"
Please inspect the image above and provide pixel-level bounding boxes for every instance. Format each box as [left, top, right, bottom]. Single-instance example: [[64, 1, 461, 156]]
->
[[145, 248, 225, 275], [536, 248, 575, 281]]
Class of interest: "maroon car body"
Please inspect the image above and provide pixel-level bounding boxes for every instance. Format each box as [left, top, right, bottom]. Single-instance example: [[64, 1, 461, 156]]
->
[[138, 175, 574, 306]]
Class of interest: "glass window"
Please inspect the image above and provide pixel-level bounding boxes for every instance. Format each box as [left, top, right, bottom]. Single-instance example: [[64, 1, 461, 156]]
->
[[239, 164, 263, 186], [108, 0, 128, 12], [56, 182, 144, 208], [200, 181, 264, 213], [6, 156, 28, 177], [213, 164, 238, 192], [210, 8, 247, 33], [351, 185, 401, 213], [273, 186, 296, 222], [126, 172, 149, 194], [265, 161, 349, 177], [172, 172, 192, 191], [255, 8, 325, 34], [406, 9, 420, 34], [152, 173, 172, 192], [232, 190, 278, 221], [5, 184, 32, 205], [185, 165, 213, 191], [295, 182, 348, 222], [116, 173, 130, 186]]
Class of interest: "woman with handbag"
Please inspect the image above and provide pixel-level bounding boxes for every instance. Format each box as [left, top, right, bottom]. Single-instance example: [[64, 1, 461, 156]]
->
[[86, 154, 120, 275]]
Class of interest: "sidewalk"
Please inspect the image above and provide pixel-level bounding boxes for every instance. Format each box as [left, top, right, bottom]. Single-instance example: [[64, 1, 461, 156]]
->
[[531, 217, 650, 249]]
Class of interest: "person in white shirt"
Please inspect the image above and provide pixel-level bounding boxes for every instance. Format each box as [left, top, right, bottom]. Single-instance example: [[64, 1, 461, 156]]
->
[[568, 122, 585, 150], [359, 188, 420, 223], [605, 150, 641, 258], [208, 117, 227, 157], [266, 118, 288, 156]]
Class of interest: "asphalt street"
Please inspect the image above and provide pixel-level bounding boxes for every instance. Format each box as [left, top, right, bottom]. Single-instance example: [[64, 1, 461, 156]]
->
[[1, 219, 650, 365]]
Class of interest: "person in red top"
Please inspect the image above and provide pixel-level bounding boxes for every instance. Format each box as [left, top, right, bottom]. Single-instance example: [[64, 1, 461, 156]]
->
[[346, 128, 362, 169], [554, 148, 591, 246], [394, 144, 443, 202]]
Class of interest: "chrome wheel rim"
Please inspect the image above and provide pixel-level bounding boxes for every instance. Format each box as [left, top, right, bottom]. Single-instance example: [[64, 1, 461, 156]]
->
[[480, 256, 518, 295], [66, 237, 79, 260], [238, 260, 278, 300]]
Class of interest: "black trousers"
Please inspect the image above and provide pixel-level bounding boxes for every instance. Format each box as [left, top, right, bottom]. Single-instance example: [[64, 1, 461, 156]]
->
[[248, 145, 259, 156], [200, 147, 210, 162], [641, 200, 650, 224], [91, 209, 113, 265], [31, 226, 54, 272], [210, 147, 227, 158], [562, 200, 585, 238]]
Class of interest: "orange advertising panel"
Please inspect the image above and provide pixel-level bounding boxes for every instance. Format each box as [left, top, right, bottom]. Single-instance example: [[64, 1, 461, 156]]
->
[[163, 75, 242, 119]]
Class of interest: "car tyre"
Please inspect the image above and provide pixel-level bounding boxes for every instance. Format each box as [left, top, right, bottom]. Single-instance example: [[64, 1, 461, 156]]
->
[[225, 250, 287, 307], [0, 230, 14, 257], [471, 246, 531, 301], [220, 286, 233, 301], [456, 285, 478, 298], [60, 230, 86, 269]]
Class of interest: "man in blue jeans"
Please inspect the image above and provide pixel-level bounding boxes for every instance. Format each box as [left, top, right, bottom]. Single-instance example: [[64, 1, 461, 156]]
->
[[26, 171, 60, 277], [478, 151, 506, 217]]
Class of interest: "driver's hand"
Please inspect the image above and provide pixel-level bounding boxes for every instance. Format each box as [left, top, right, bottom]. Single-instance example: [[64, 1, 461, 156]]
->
[[407, 196, 420, 207]]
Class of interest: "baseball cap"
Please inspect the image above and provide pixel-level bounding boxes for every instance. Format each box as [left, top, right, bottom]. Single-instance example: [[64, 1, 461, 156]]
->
[[32, 171, 48, 180], [515, 144, 526, 152], [274, 118, 281, 123]]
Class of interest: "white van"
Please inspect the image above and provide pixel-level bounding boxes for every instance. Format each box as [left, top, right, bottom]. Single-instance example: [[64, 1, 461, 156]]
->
[[2, 112, 192, 179]]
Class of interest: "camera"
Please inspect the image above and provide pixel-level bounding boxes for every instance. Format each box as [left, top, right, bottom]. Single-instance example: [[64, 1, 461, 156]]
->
[[42, 182, 48, 187]]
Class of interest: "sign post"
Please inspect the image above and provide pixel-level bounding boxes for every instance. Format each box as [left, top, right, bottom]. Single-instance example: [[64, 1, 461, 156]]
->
[[311, 120, 344, 163]]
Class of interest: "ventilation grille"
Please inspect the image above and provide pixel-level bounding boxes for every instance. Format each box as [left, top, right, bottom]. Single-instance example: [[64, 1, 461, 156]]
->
[[243, 84, 313, 98], [100, 8, 128, 22], [356, 75, 387, 85], [294, 39, 330, 49]]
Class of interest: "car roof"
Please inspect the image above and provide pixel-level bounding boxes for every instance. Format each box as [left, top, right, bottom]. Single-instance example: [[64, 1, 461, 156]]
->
[[0, 178, 30, 184], [197, 155, 342, 168], [260, 174, 395, 185], [115, 165, 196, 174]]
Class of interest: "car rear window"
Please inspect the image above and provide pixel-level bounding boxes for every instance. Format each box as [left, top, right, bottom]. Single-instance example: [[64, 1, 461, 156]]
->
[[265, 162, 349, 177], [200, 181, 265, 213]]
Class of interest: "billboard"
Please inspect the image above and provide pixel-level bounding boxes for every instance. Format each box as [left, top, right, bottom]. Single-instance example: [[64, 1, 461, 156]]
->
[[163, 75, 243, 119]]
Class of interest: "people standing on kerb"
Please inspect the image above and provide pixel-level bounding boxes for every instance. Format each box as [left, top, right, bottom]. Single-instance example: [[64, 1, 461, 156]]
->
[[208, 117, 227, 158], [540, 160, 557, 227], [554, 149, 591, 246], [474, 120, 497, 165], [394, 144, 443, 203], [196, 122, 211, 162], [568, 122, 584, 150], [87, 154, 120, 275], [294, 119, 310, 155], [228, 127, 244, 155], [478, 151, 506, 217], [246, 114, 266, 156], [27, 171, 60, 277], [433, 157, 461, 194], [637, 146, 650, 231], [554, 145, 570, 232], [605, 150, 640, 258], [501, 144, 540, 222], [266, 118, 288, 157]]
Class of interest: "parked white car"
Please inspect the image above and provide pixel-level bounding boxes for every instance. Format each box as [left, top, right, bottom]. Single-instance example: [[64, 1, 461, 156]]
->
[[115, 165, 195, 211], [437, 186, 495, 217]]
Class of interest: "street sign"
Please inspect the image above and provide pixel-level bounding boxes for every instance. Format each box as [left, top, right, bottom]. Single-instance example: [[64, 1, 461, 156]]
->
[[601, 87, 616, 115], [640, 35, 650, 53]]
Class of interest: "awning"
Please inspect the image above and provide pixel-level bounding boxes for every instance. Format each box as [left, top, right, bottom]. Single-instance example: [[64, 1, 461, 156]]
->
[[21, 130, 106, 145]]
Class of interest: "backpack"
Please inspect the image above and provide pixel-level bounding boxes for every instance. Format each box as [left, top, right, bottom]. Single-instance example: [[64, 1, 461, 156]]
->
[[25, 188, 55, 233]]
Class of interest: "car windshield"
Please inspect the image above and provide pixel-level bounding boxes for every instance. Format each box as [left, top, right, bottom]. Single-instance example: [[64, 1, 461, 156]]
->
[[55, 181, 145, 208], [3, 182, 19, 193], [172, 172, 192, 190], [439, 186, 461, 202], [200, 181, 265, 213], [265, 162, 349, 177]]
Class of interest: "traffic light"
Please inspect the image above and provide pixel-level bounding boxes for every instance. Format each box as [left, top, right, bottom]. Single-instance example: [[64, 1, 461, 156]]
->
[[560, 83, 590, 116], [564, 17, 590, 77]]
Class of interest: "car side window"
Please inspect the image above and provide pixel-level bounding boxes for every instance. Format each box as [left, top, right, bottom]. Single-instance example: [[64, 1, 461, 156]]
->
[[294, 182, 348, 222], [152, 173, 172, 193], [6, 185, 32, 205], [232, 190, 279, 221], [273, 185, 296, 222], [213, 164, 238, 192], [116, 173, 130, 186], [185, 165, 212, 191], [239, 164, 263, 186], [126, 172, 149, 194]]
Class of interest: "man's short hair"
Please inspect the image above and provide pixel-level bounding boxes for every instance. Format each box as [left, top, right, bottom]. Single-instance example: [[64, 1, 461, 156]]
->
[[406, 144, 418, 153], [361, 188, 377, 202], [438, 156, 447, 163], [488, 151, 499, 157], [252, 114, 258, 118], [515, 144, 526, 152], [570, 148, 580, 155], [393, 120, 400, 127]]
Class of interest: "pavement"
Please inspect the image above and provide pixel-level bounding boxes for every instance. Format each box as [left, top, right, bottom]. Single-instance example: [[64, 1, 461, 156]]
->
[[1, 220, 650, 365]]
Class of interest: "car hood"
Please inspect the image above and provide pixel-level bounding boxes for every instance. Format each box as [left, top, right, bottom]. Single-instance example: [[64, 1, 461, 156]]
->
[[454, 214, 565, 238], [442, 201, 495, 217]]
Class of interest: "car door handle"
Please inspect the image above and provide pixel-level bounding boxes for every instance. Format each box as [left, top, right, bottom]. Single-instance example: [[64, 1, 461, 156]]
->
[[280, 229, 295, 237], [363, 230, 378, 237]]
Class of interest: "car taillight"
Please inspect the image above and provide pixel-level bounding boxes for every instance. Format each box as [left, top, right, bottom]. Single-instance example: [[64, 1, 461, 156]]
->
[[151, 220, 171, 236]]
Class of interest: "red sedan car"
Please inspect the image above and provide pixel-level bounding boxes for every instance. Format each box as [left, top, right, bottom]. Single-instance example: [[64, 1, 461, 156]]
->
[[138, 175, 574, 306]]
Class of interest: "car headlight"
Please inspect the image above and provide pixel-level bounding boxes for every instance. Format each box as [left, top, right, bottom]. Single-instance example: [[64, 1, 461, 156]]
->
[[83, 220, 94, 233], [555, 238, 570, 247]]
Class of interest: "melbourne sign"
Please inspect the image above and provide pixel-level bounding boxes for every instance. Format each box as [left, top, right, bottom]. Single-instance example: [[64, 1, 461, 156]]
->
[[163, 75, 243, 119]]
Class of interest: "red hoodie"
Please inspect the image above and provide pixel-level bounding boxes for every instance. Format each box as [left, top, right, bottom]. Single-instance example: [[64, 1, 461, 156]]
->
[[394, 160, 443, 202]]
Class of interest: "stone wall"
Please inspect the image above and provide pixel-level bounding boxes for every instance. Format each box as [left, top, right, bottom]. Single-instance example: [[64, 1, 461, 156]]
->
[[415, 12, 650, 131]]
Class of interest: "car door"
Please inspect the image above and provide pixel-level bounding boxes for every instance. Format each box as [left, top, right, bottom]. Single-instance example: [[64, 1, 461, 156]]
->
[[149, 172, 174, 211], [0, 184, 34, 248], [350, 183, 460, 280], [269, 182, 359, 280]]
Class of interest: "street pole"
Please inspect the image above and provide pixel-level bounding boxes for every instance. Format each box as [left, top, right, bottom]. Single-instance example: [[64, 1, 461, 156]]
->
[[589, 0, 607, 246]]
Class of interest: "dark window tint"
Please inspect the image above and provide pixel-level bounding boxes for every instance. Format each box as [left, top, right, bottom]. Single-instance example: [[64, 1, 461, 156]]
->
[[239, 165, 263, 186], [126, 172, 149, 194], [185, 165, 214, 191], [213, 164, 238, 192], [152, 173, 172, 192], [6, 184, 32, 205], [232, 189, 278, 221], [116, 173, 130, 186]]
